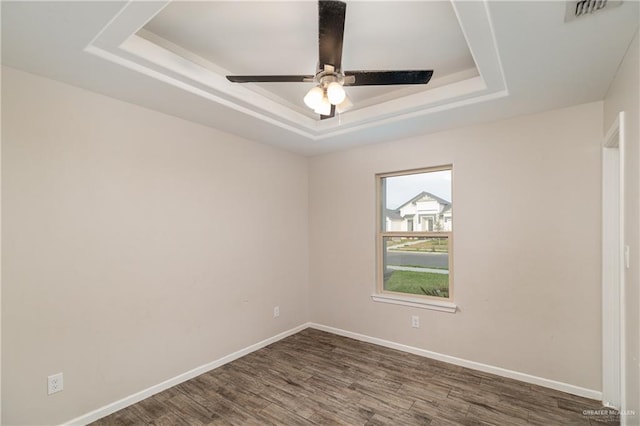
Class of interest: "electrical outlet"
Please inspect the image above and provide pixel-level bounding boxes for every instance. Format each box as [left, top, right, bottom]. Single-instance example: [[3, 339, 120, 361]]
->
[[48, 373, 63, 395], [411, 315, 420, 328], [273, 306, 280, 318]]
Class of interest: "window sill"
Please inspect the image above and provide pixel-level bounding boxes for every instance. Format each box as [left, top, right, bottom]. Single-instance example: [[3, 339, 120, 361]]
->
[[371, 294, 457, 313]]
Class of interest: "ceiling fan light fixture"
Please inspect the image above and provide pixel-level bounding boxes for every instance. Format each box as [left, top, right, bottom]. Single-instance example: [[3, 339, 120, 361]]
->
[[314, 95, 332, 116], [304, 86, 324, 109], [326, 81, 346, 105], [336, 95, 353, 114]]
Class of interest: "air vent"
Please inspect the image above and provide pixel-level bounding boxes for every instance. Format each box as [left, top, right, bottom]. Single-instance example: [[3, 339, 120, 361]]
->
[[565, 0, 623, 22]]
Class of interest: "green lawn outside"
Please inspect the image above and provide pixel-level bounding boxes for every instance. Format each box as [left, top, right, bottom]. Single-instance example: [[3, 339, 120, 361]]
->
[[384, 270, 449, 298]]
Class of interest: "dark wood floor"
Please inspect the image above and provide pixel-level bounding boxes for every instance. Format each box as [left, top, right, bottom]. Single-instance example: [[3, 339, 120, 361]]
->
[[92, 328, 617, 425]]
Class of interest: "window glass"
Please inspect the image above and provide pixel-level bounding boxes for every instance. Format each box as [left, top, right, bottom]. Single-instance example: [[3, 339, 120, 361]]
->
[[377, 166, 453, 301], [382, 170, 452, 232], [382, 237, 449, 298]]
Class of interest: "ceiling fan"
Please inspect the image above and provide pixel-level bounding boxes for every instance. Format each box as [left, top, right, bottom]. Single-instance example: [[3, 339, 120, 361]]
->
[[226, 0, 434, 119]]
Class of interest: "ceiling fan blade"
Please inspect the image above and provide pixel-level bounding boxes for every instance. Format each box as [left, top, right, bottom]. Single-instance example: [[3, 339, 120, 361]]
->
[[320, 104, 336, 120], [318, 1, 346, 72], [226, 75, 314, 83], [344, 70, 434, 86]]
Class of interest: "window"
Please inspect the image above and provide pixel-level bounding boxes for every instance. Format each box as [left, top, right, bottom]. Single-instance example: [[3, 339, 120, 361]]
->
[[375, 166, 455, 312]]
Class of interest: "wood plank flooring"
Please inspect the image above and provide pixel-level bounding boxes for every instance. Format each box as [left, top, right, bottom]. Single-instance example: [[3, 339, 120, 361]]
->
[[92, 328, 617, 425]]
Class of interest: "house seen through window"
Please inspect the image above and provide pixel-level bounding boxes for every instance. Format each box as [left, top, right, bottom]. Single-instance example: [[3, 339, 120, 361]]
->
[[377, 166, 453, 301]]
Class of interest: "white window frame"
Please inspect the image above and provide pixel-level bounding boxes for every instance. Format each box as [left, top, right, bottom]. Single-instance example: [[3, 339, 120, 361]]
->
[[373, 165, 457, 313]]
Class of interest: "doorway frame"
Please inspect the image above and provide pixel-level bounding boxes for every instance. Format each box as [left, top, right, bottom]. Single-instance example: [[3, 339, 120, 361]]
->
[[602, 111, 625, 410]]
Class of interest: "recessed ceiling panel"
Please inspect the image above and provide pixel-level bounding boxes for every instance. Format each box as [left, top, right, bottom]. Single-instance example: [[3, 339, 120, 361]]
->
[[83, 0, 509, 139], [141, 1, 477, 111], [143, 2, 318, 75]]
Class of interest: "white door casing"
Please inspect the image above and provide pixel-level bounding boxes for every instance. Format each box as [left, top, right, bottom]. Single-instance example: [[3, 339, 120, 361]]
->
[[602, 111, 625, 410]]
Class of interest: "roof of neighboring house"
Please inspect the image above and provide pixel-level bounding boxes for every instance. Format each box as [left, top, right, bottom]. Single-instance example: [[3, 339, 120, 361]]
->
[[385, 191, 452, 220], [394, 191, 451, 211]]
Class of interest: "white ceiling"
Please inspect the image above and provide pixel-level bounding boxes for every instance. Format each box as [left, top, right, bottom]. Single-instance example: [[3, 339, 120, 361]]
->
[[2, 1, 638, 155]]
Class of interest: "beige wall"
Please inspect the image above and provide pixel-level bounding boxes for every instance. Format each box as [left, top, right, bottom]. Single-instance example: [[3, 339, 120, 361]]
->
[[1, 62, 621, 423], [1, 67, 309, 425], [604, 30, 640, 421], [309, 101, 603, 391]]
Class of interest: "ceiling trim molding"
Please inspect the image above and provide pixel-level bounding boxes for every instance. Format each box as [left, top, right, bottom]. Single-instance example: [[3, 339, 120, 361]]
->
[[85, 0, 508, 141]]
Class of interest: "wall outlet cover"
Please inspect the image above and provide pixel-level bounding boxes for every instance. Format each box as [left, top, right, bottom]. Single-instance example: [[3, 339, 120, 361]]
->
[[48, 373, 64, 395], [411, 315, 420, 328]]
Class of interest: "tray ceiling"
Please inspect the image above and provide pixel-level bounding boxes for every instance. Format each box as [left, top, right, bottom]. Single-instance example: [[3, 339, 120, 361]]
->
[[85, 1, 506, 140], [2, 1, 638, 154], [140, 1, 478, 112]]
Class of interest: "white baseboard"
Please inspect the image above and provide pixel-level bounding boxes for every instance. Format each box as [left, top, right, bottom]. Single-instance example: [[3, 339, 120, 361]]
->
[[63, 324, 308, 426], [309, 323, 603, 401], [65, 321, 603, 425]]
